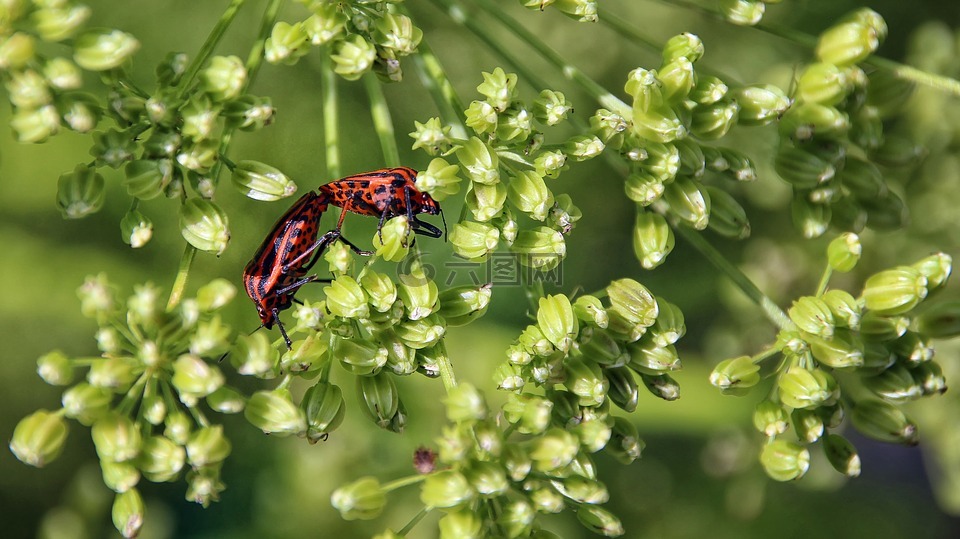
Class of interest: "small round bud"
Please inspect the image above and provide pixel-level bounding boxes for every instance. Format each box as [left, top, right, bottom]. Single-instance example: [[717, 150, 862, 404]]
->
[[816, 20, 881, 67], [111, 488, 144, 539], [324, 275, 369, 319], [760, 440, 810, 481], [710, 356, 760, 395], [529, 428, 579, 472], [503, 393, 552, 434], [179, 198, 229, 255], [137, 435, 185, 482], [576, 505, 625, 537], [662, 32, 704, 63], [244, 388, 306, 436], [823, 433, 861, 477], [231, 160, 296, 201], [912, 253, 952, 291], [201, 55, 246, 101], [807, 329, 864, 369], [477, 67, 517, 112], [56, 165, 105, 219], [791, 196, 831, 239], [457, 137, 500, 185], [304, 3, 347, 45], [331, 477, 386, 520], [778, 367, 833, 409], [534, 89, 573, 126], [789, 296, 835, 339], [632, 211, 675, 269], [62, 383, 112, 426], [663, 178, 710, 230], [120, 209, 153, 248], [574, 295, 608, 329], [658, 57, 695, 103], [508, 171, 554, 221], [827, 232, 861, 273], [850, 399, 918, 445], [564, 134, 605, 161], [863, 266, 928, 316], [171, 354, 224, 405], [735, 84, 791, 125], [91, 413, 142, 462], [0, 32, 35, 69], [421, 470, 475, 509], [916, 300, 960, 339], [754, 400, 789, 437], [10, 409, 69, 467], [554, 0, 598, 22], [372, 216, 411, 262], [331, 34, 376, 80], [439, 510, 484, 538], [438, 284, 492, 327], [415, 158, 461, 201], [73, 29, 140, 71], [301, 381, 346, 443], [37, 350, 73, 386], [265, 21, 308, 65]]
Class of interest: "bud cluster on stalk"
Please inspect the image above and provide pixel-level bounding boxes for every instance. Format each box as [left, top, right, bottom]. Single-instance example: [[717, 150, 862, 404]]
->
[[239, 254, 492, 441], [717, 0, 782, 26], [518, 0, 598, 23], [597, 34, 788, 268], [0, 4, 292, 253], [265, 1, 422, 82], [10, 275, 245, 537], [709, 234, 955, 482], [774, 9, 923, 238], [411, 69, 589, 272]]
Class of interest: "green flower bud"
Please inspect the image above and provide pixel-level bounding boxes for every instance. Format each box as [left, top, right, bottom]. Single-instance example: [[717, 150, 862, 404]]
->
[[205, 386, 245, 414], [496, 104, 533, 143], [863, 266, 927, 316], [494, 361, 525, 390], [37, 350, 73, 386], [62, 383, 112, 426], [100, 460, 140, 492], [760, 440, 809, 481], [912, 361, 947, 396], [0, 31, 35, 69], [372, 216, 411, 262], [457, 137, 500, 185], [792, 408, 824, 443], [690, 98, 739, 140], [112, 488, 144, 539], [912, 253, 952, 291], [795, 63, 848, 105], [552, 475, 609, 505], [889, 332, 933, 367], [421, 470, 475, 509], [663, 32, 704, 63], [179, 198, 229, 255], [605, 366, 639, 412], [640, 372, 680, 401], [685, 76, 726, 107], [9, 409, 68, 467], [709, 356, 760, 395], [511, 227, 566, 270], [59, 92, 100, 133], [324, 275, 369, 319], [464, 99, 498, 135], [606, 417, 643, 465], [850, 399, 917, 445], [398, 272, 439, 321], [332, 34, 376, 79], [565, 358, 609, 407], [372, 12, 421, 55], [534, 89, 572, 126], [663, 177, 710, 230], [624, 172, 664, 206], [780, 103, 849, 142], [735, 84, 791, 125], [808, 328, 864, 369], [357, 373, 399, 429], [122, 159, 171, 200], [574, 295, 608, 329], [862, 364, 923, 403], [137, 436, 185, 483], [7, 69, 51, 109], [171, 354, 224, 406], [579, 327, 628, 367], [607, 278, 659, 332], [554, 0, 598, 22], [415, 158, 461, 201], [140, 395, 166, 426], [201, 55, 246, 101], [778, 367, 833, 409], [56, 165, 105, 219], [477, 67, 517, 111], [304, 3, 347, 45], [823, 433, 861, 477], [572, 415, 613, 453], [789, 296, 835, 339], [301, 381, 345, 443], [443, 384, 485, 424], [231, 160, 296, 201], [503, 393, 552, 434], [395, 314, 445, 349], [791, 196, 830, 239], [753, 400, 789, 436], [462, 461, 508, 498], [658, 57, 695, 103], [774, 145, 835, 189], [332, 477, 386, 520], [467, 182, 507, 222], [498, 443, 531, 482], [816, 20, 880, 67], [564, 134, 605, 161], [704, 186, 750, 239], [632, 211, 675, 269], [163, 411, 191, 446], [498, 499, 535, 537], [536, 294, 577, 352], [244, 388, 306, 436], [577, 505, 625, 537], [841, 158, 886, 203], [223, 94, 274, 131], [87, 357, 137, 390], [73, 29, 139, 71], [333, 336, 387, 375], [826, 232, 861, 273], [531, 151, 566, 182], [860, 311, 908, 342], [449, 220, 499, 262], [265, 21, 308, 65], [231, 333, 279, 378], [439, 510, 483, 539], [119, 209, 153, 248], [92, 413, 142, 462], [438, 284, 492, 327], [10, 104, 59, 143], [508, 171, 554, 221], [529, 428, 579, 472]]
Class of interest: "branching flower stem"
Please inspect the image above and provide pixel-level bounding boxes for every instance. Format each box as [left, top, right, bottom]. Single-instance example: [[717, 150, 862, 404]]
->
[[175, 0, 248, 102]]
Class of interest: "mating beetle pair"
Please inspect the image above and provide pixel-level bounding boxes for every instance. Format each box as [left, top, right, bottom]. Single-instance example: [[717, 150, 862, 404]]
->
[[242, 167, 445, 348]]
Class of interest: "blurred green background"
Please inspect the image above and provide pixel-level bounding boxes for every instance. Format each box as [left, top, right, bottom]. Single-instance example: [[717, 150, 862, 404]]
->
[[3, 0, 960, 537]]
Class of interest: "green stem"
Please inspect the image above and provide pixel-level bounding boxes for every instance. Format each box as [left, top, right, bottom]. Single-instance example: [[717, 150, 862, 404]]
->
[[166, 244, 197, 311], [435, 340, 458, 390], [673, 223, 792, 330], [396, 508, 430, 537], [469, 0, 631, 117], [321, 51, 341, 179], [815, 265, 833, 297], [116, 372, 150, 416], [363, 73, 401, 167], [175, 0, 248, 101], [410, 37, 469, 136], [381, 474, 428, 492]]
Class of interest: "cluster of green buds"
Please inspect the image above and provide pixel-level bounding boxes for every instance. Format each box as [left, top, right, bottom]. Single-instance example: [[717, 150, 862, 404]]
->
[[331, 381, 632, 537], [598, 34, 789, 268], [10, 275, 246, 537], [0, 1, 136, 142], [237, 254, 492, 441], [412, 69, 589, 273], [518, 0, 598, 23], [265, 0, 422, 82], [775, 9, 922, 238], [709, 233, 956, 481]]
